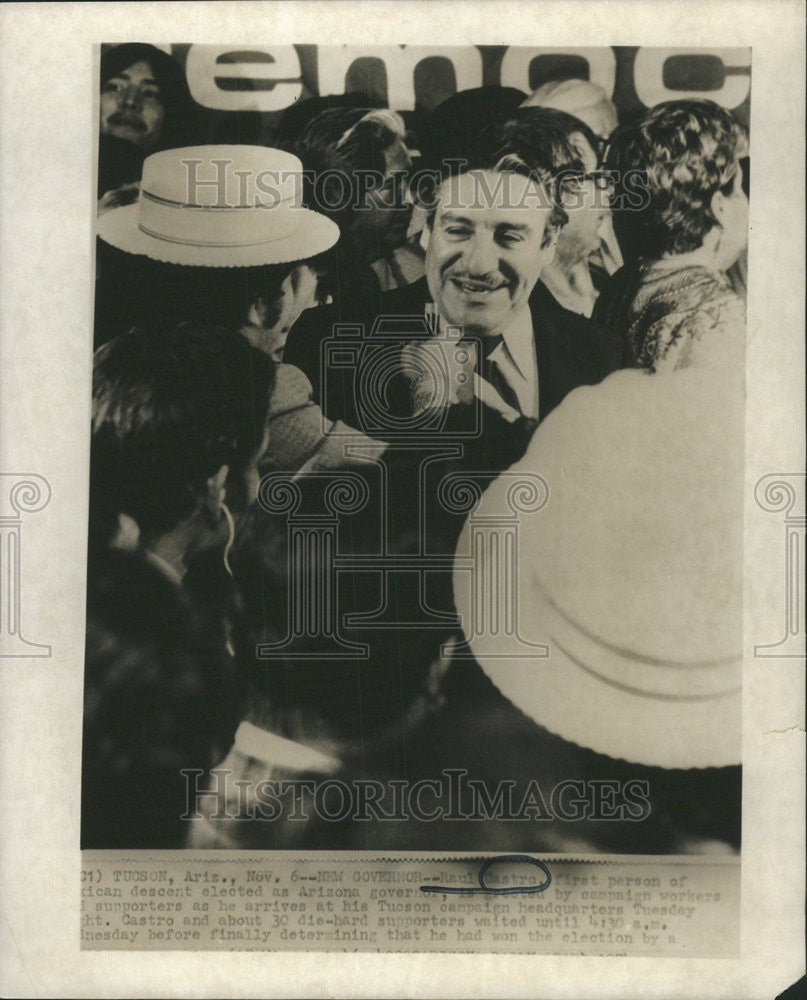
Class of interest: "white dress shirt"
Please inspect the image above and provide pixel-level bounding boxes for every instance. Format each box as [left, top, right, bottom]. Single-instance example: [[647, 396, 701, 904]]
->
[[425, 302, 539, 423]]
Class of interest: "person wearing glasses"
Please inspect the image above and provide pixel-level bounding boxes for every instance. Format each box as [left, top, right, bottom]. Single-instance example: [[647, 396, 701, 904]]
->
[[521, 80, 625, 283], [472, 107, 619, 318], [593, 100, 748, 373]]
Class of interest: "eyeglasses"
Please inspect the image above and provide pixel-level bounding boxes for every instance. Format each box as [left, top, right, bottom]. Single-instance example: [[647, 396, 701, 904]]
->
[[556, 169, 615, 193]]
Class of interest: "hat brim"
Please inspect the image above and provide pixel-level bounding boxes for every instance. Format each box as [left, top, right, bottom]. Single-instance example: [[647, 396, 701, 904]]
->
[[452, 365, 743, 771], [97, 202, 339, 267], [452, 528, 741, 771], [453, 575, 740, 771]]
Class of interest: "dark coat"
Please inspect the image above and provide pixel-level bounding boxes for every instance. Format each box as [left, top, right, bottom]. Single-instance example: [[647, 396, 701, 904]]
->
[[285, 275, 625, 439]]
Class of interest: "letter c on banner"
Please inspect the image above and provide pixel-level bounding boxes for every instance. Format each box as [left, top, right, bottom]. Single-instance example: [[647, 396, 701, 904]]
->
[[500, 47, 617, 98], [185, 45, 303, 111], [633, 47, 751, 110]]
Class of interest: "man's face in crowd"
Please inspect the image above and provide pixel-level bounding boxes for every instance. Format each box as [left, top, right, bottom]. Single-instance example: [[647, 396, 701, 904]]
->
[[100, 60, 165, 150], [555, 132, 612, 270], [425, 170, 555, 337], [351, 135, 414, 260], [242, 263, 321, 363]]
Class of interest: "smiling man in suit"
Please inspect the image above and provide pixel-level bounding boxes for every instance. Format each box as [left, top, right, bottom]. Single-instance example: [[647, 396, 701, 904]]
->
[[286, 157, 623, 459]]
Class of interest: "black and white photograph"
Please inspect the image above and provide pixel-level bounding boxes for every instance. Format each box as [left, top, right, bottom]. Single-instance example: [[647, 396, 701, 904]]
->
[[85, 42, 748, 854], [0, 2, 804, 996]]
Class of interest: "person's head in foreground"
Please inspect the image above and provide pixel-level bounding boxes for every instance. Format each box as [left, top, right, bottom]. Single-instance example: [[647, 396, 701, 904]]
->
[[85, 323, 276, 849], [522, 78, 618, 140], [96, 145, 339, 359], [90, 323, 276, 576], [474, 107, 614, 280], [294, 107, 414, 265], [422, 162, 565, 340], [452, 350, 743, 852], [609, 99, 748, 271]]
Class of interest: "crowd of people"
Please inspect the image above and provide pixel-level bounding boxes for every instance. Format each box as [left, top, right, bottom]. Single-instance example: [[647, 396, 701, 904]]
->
[[84, 44, 747, 852]]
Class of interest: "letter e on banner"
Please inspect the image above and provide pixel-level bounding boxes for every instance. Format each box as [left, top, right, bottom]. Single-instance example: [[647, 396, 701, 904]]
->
[[633, 48, 751, 109], [185, 45, 303, 111]]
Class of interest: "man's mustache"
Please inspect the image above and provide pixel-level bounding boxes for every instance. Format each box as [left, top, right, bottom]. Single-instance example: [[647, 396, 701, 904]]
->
[[108, 111, 147, 132], [446, 271, 511, 291]]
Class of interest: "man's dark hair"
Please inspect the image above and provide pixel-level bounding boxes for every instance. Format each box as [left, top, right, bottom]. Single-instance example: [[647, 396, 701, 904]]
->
[[472, 105, 599, 180], [273, 92, 385, 147], [472, 106, 604, 236], [423, 106, 596, 242], [417, 85, 528, 176], [90, 323, 276, 541], [94, 251, 333, 349], [100, 43, 199, 150], [607, 99, 746, 256]]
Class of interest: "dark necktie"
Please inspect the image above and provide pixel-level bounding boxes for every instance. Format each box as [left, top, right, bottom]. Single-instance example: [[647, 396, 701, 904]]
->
[[474, 334, 522, 415]]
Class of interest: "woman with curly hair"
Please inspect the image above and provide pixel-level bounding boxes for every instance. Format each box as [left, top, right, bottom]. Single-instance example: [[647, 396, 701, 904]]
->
[[594, 99, 748, 372]]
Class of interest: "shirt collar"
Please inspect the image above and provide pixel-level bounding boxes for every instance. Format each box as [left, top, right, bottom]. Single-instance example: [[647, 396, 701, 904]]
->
[[425, 299, 533, 350], [492, 306, 534, 381]]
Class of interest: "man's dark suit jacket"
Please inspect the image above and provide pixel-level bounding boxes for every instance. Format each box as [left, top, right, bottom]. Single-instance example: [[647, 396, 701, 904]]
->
[[284, 272, 626, 601], [285, 275, 625, 443]]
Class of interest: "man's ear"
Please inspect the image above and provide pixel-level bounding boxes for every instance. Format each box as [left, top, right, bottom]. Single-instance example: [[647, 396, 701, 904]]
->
[[205, 464, 229, 515], [710, 189, 728, 227], [420, 225, 431, 252]]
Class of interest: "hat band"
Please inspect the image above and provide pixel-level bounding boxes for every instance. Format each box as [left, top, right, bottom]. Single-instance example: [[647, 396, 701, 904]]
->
[[140, 187, 300, 210], [137, 221, 301, 249], [535, 585, 741, 700], [137, 189, 301, 249]]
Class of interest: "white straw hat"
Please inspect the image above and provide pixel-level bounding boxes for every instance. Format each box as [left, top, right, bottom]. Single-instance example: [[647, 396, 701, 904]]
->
[[97, 145, 339, 267], [453, 365, 744, 769]]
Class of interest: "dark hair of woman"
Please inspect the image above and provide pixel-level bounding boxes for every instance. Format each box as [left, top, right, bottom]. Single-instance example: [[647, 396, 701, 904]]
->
[[606, 99, 746, 258]]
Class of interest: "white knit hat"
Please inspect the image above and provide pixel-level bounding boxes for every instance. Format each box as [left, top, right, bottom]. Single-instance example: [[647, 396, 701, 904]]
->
[[453, 365, 743, 769], [97, 145, 338, 267], [523, 79, 618, 138]]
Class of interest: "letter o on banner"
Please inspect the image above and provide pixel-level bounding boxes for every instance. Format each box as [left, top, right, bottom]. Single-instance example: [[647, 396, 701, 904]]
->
[[633, 47, 751, 110], [185, 45, 303, 111], [500, 47, 617, 99]]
